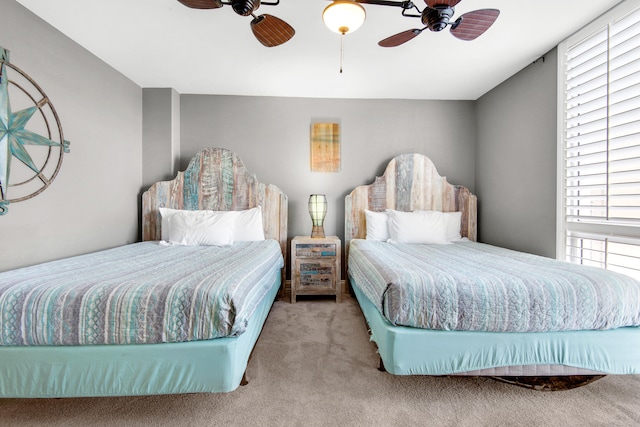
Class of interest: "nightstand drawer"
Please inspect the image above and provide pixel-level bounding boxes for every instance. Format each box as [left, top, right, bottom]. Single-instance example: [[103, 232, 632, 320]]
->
[[295, 243, 337, 257], [297, 260, 336, 288]]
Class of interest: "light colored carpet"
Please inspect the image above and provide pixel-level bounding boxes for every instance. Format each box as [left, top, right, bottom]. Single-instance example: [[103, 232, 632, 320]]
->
[[1, 295, 640, 426]]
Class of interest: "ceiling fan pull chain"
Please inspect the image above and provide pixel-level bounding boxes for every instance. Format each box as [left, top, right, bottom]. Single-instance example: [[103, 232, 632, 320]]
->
[[340, 34, 344, 73]]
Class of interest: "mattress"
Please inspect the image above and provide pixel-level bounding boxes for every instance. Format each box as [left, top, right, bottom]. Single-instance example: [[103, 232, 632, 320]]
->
[[348, 239, 640, 332], [0, 240, 284, 346]]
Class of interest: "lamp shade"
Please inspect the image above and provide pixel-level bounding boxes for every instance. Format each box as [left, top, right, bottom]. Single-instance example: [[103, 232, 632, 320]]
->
[[308, 194, 327, 238], [322, 0, 366, 35]]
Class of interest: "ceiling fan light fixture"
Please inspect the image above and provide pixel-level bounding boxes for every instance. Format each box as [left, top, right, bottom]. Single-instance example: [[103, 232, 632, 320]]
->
[[323, 0, 366, 35]]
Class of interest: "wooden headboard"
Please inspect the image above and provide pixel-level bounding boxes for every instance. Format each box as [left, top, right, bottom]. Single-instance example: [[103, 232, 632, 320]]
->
[[345, 153, 477, 255], [141, 147, 288, 261]]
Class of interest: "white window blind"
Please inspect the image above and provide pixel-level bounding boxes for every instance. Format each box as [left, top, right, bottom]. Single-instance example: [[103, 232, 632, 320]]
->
[[566, 232, 640, 280], [560, 3, 640, 277]]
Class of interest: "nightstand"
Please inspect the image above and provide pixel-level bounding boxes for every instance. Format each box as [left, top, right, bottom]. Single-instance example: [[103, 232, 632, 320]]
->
[[291, 236, 341, 303]]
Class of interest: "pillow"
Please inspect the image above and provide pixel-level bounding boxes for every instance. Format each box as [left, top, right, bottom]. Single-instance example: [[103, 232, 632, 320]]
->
[[416, 210, 463, 242], [166, 210, 234, 246], [365, 209, 389, 241], [158, 208, 196, 242], [228, 206, 265, 241], [159, 206, 265, 242], [387, 209, 448, 244], [442, 211, 462, 242]]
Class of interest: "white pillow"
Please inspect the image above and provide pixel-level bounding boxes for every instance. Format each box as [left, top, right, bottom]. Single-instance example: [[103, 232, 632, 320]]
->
[[159, 207, 183, 241], [387, 209, 449, 244], [228, 206, 265, 241], [159, 206, 265, 242], [166, 210, 234, 246], [158, 208, 202, 242], [365, 209, 389, 241], [442, 211, 462, 242]]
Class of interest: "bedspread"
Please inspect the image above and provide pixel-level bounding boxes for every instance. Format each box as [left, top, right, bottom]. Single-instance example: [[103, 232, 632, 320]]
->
[[0, 241, 283, 346], [348, 239, 640, 332]]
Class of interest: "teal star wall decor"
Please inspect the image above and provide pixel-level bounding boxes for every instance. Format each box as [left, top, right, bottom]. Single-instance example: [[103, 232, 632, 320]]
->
[[0, 46, 70, 215]]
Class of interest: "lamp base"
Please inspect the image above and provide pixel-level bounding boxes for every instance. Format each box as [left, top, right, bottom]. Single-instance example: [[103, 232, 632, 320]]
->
[[311, 226, 325, 238]]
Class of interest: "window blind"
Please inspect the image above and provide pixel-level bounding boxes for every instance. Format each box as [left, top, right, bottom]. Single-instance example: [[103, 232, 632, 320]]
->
[[561, 5, 640, 276], [566, 232, 640, 280], [565, 7, 640, 224]]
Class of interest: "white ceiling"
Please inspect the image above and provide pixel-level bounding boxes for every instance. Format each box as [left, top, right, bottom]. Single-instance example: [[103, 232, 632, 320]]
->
[[17, 0, 623, 100]]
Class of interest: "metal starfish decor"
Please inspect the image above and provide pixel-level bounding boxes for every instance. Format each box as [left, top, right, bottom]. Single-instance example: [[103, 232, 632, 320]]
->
[[0, 46, 70, 215]]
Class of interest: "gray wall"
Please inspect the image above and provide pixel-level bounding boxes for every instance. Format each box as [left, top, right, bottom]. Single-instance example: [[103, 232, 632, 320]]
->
[[179, 96, 477, 244], [142, 88, 180, 189], [475, 50, 558, 258], [0, 1, 142, 271]]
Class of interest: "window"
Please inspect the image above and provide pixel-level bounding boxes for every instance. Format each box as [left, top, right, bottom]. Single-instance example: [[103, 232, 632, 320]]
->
[[558, 0, 640, 281]]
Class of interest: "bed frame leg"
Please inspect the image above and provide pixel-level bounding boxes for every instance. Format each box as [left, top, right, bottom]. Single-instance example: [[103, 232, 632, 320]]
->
[[240, 372, 249, 386], [378, 357, 386, 372]]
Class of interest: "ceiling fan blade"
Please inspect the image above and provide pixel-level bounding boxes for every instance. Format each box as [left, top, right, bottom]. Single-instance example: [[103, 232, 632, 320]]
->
[[378, 29, 422, 47], [177, 0, 223, 9], [424, 0, 461, 8], [450, 9, 500, 41], [251, 14, 295, 47]]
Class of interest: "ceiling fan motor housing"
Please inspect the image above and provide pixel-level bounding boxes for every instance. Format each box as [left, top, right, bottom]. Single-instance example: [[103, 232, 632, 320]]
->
[[232, 0, 260, 16], [422, 5, 454, 32]]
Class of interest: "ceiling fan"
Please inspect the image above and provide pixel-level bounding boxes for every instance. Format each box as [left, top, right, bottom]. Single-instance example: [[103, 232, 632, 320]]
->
[[349, 0, 500, 47], [177, 0, 295, 47]]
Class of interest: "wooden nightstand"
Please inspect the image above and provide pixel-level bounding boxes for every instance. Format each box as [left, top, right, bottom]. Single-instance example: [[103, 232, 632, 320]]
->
[[291, 236, 341, 303]]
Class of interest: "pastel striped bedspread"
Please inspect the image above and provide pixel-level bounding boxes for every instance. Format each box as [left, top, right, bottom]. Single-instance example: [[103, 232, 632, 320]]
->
[[0, 241, 283, 346], [348, 239, 640, 332]]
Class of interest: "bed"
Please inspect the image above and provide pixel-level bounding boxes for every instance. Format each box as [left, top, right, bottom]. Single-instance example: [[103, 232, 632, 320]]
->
[[345, 153, 640, 390], [0, 147, 288, 397]]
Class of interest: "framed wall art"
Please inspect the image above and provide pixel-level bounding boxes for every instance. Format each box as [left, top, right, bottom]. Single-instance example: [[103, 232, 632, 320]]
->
[[310, 122, 340, 172]]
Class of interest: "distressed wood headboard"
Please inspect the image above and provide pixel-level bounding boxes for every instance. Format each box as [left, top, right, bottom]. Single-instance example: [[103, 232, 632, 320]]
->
[[345, 153, 477, 257], [141, 147, 288, 262]]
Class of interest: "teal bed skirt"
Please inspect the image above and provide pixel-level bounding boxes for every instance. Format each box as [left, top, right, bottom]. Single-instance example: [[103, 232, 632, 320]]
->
[[351, 279, 640, 376], [0, 272, 281, 398]]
